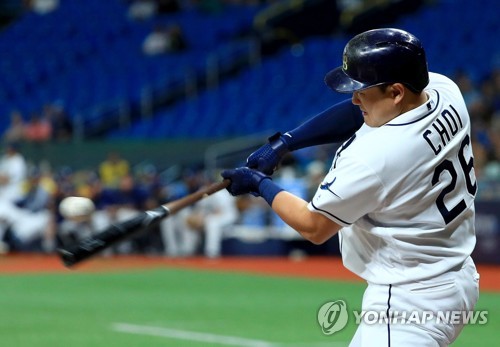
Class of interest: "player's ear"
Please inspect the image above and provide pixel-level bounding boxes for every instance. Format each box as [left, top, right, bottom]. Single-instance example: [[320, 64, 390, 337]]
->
[[390, 83, 405, 103]]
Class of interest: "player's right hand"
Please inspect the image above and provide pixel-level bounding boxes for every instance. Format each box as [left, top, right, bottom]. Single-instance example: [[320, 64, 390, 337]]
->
[[246, 132, 290, 175], [221, 167, 270, 197]]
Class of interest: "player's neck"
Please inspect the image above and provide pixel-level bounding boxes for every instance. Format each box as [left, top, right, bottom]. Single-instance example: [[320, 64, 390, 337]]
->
[[400, 91, 428, 115]]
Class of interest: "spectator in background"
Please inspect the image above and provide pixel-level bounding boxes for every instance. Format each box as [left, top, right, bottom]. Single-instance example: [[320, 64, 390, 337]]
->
[[487, 117, 500, 177], [184, 188, 238, 258], [25, 0, 59, 14], [142, 24, 187, 56], [99, 174, 149, 211], [160, 168, 205, 257], [70, 170, 102, 203], [96, 174, 150, 253], [134, 162, 163, 203], [23, 113, 52, 143], [472, 134, 500, 200], [479, 74, 498, 116], [233, 195, 268, 227], [18, 167, 55, 213], [99, 151, 130, 189], [455, 70, 482, 107], [163, 188, 238, 258], [488, 68, 500, 112], [160, 168, 238, 258], [9, 165, 58, 252], [132, 196, 165, 254], [0, 142, 29, 252], [162, 208, 200, 257], [446, 69, 500, 201], [269, 154, 307, 236], [0, 142, 28, 204], [42, 102, 73, 142], [456, 72, 493, 149], [127, 0, 158, 21], [0, 194, 55, 253], [2, 110, 26, 143], [304, 159, 327, 200]]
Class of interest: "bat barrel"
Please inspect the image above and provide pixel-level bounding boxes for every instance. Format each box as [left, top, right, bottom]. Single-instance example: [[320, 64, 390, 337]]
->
[[58, 206, 169, 267], [58, 248, 83, 267], [56, 180, 230, 268]]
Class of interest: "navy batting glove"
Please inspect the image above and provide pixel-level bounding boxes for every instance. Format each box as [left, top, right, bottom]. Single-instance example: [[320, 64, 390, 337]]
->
[[221, 168, 284, 206], [221, 167, 269, 196], [246, 132, 290, 175]]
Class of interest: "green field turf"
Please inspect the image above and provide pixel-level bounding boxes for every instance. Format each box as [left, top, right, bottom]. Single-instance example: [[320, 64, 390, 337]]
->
[[0, 268, 497, 346]]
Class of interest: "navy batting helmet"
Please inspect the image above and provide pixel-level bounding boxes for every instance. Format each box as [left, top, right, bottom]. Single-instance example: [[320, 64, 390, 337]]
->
[[325, 28, 429, 93]]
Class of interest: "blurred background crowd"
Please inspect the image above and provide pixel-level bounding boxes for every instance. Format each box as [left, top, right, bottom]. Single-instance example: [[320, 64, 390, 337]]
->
[[0, 0, 498, 260]]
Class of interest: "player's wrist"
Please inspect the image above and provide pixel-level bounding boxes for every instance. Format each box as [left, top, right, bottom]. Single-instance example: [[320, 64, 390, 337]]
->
[[258, 178, 284, 206]]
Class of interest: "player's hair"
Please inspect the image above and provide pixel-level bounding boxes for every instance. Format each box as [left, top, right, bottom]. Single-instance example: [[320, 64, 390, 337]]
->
[[377, 83, 421, 95], [377, 84, 390, 93]]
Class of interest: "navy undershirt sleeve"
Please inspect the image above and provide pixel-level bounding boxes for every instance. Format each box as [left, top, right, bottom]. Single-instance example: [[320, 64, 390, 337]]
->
[[283, 99, 363, 150]]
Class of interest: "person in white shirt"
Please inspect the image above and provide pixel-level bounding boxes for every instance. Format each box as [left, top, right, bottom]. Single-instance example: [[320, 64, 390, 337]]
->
[[162, 189, 238, 258], [0, 142, 27, 204]]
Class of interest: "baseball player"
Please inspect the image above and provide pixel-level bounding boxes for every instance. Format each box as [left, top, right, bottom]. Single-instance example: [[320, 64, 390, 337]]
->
[[221, 28, 479, 346]]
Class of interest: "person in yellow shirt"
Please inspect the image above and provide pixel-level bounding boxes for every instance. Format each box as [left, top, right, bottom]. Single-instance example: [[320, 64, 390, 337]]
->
[[98, 151, 130, 188]]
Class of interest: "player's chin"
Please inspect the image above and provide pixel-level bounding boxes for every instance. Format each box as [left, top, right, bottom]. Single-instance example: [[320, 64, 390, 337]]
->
[[363, 117, 380, 128]]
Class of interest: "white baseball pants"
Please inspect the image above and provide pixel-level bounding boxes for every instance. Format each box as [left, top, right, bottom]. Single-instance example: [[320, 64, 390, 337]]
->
[[349, 257, 480, 347]]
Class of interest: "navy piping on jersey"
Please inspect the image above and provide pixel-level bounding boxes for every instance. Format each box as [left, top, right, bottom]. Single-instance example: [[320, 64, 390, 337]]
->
[[385, 90, 440, 126], [333, 134, 356, 168], [387, 284, 392, 347], [310, 200, 351, 225]]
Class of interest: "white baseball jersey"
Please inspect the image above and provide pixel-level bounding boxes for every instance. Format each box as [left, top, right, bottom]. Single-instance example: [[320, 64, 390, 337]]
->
[[309, 72, 477, 285]]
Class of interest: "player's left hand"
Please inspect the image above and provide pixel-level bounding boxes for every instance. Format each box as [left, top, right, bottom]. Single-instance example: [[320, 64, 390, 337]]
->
[[246, 132, 290, 175], [221, 167, 271, 196]]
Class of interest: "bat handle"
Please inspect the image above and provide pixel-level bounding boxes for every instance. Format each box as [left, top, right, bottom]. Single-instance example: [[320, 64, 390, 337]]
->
[[163, 179, 231, 214]]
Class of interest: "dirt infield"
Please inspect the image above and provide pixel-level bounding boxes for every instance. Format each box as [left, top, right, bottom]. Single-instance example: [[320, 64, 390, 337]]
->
[[1, 253, 499, 292]]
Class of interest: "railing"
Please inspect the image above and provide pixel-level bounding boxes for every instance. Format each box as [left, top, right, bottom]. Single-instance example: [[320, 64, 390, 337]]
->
[[70, 37, 261, 140]]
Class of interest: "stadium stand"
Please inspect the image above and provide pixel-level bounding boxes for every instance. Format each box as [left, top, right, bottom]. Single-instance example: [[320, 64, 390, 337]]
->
[[107, 0, 499, 140], [1, 0, 497, 140], [0, 0, 263, 137]]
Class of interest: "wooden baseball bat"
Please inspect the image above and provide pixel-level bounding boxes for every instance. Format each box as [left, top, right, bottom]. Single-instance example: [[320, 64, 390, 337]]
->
[[57, 179, 231, 267]]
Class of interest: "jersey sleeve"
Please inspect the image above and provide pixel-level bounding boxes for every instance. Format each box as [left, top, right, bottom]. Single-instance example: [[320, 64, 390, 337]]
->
[[308, 156, 385, 227], [285, 99, 363, 150]]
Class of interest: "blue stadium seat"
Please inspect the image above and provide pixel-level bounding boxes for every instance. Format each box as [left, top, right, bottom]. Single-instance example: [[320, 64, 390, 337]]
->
[[0, 0, 264, 136], [2, 0, 497, 140]]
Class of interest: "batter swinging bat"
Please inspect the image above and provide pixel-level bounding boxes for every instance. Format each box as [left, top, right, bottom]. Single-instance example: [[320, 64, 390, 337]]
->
[[58, 179, 230, 267]]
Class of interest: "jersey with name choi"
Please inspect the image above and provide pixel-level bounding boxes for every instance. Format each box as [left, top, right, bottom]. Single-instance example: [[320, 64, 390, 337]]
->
[[309, 72, 477, 284]]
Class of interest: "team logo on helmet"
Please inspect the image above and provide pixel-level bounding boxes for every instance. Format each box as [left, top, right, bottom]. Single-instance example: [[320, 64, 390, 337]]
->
[[342, 54, 348, 71]]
